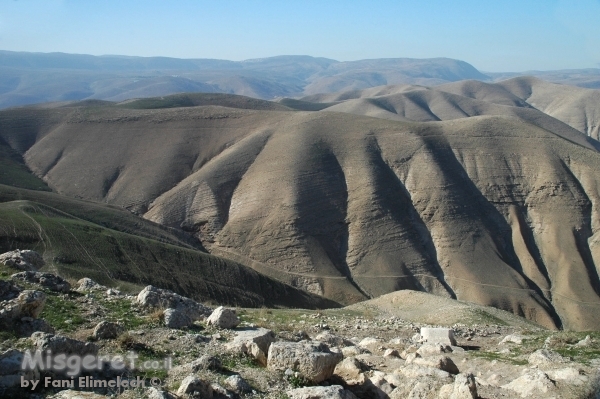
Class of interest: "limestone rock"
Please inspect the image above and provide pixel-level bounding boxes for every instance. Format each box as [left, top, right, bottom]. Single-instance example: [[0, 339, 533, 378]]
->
[[0, 290, 46, 328], [0, 249, 44, 271], [17, 290, 46, 318], [223, 374, 252, 393], [211, 383, 235, 399], [420, 327, 456, 346], [206, 306, 240, 329], [396, 364, 453, 382], [366, 371, 395, 398], [574, 335, 592, 347], [105, 288, 122, 296], [226, 327, 276, 357], [546, 367, 588, 385], [315, 331, 352, 347], [358, 337, 382, 349], [268, 341, 343, 383], [446, 373, 477, 399], [11, 271, 71, 293], [501, 369, 556, 398], [92, 321, 123, 339], [136, 285, 211, 324], [164, 308, 193, 329], [31, 332, 98, 356], [499, 334, 525, 345], [191, 355, 222, 371], [416, 343, 451, 357], [390, 376, 445, 399], [408, 355, 459, 374], [527, 348, 568, 366], [383, 348, 400, 358], [177, 375, 213, 398], [76, 277, 105, 291], [341, 345, 367, 357], [247, 341, 268, 366], [287, 385, 358, 399], [1, 290, 46, 322], [334, 357, 365, 384], [0, 349, 40, 390]]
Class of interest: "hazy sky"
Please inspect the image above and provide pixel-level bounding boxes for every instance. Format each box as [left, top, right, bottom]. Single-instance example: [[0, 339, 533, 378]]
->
[[1, 0, 599, 72]]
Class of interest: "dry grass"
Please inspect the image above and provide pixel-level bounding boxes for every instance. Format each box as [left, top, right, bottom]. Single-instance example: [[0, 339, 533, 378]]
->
[[147, 307, 166, 325]]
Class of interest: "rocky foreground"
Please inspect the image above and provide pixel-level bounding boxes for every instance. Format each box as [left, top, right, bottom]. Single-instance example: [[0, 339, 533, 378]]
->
[[1, 250, 599, 399]]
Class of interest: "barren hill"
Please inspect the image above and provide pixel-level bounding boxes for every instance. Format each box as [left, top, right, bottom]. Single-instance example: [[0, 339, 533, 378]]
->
[[2, 93, 600, 330], [294, 77, 600, 144], [439, 77, 600, 140]]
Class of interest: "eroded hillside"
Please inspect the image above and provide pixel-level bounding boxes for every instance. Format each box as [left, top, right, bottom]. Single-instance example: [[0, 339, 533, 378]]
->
[[1, 90, 600, 330]]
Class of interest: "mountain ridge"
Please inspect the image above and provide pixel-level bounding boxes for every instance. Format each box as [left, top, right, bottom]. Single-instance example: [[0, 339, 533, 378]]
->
[[2, 91, 600, 330]]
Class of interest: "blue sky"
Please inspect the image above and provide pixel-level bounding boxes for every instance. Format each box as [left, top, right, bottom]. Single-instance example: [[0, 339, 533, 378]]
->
[[1, 0, 598, 72]]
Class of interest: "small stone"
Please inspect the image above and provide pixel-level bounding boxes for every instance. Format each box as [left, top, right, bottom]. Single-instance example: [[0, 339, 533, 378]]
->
[[574, 335, 592, 347], [420, 327, 456, 346], [177, 375, 213, 397], [383, 348, 400, 358], [76, 277, 106, 291], [206, 306, 240, 329], [93, 321, 123, 339], [164, 308, 193, 329], [191, 355, 222, 371], [224, 374, 252, 393], [287, 385, 358, 399], [499, 334, 525, 345]]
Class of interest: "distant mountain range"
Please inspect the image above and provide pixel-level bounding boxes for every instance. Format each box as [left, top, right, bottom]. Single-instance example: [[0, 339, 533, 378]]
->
[[2, 50, 598, 109]]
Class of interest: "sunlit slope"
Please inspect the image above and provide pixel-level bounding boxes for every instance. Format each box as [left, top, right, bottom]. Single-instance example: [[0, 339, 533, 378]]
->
[[144, 110, 600, 330], [2, 98, 600, 329], [297, 82, 600, 151], [439, 77, 600, 140], [0, 185, 338, 309]]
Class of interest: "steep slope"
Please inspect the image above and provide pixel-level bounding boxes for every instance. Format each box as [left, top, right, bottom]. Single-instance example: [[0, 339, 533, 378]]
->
[[439, 77, 600, 140], [0, 184, 338, 309], [3, 97, 600, 330], [144, 110, 600, 330]]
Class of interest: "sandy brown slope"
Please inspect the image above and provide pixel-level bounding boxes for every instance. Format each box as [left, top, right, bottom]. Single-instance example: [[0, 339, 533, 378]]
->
[[316, 88, 600, 151], [2, 99, 600, 330], [438, 77, 600, 140]]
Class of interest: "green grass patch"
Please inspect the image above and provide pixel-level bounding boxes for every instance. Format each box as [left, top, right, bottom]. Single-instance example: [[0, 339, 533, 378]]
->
[[0, 188, 337, 310], [0, 144, 50, 191], [468, 309, 509, 326], [239, 308, 310, 333], [40, 292, 86, 332], [95, 296, 147, 330], [470, 349, 528, 365], [218, 352, 261, 370]]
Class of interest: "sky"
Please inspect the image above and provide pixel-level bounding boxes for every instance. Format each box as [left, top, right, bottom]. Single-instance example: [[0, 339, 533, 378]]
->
[[0, 0, 598, 72]]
